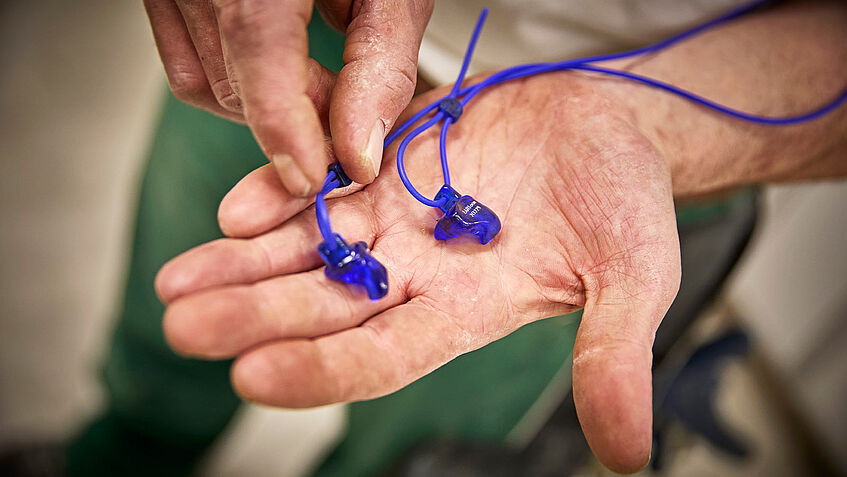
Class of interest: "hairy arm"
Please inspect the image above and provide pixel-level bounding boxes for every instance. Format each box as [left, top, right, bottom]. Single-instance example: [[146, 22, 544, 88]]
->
[[607, 0, 847, 196]]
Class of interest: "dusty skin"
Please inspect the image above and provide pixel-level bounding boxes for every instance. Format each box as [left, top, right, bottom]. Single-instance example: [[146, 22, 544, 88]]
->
[[156, 74, 682, 474], [143, 0, 434, 195]]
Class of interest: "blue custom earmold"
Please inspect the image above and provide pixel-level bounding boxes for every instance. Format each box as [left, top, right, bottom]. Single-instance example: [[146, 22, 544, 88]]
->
[[433, 184, 501, 244], [318, 233, 388, 300], [313, 2, 843, 301]]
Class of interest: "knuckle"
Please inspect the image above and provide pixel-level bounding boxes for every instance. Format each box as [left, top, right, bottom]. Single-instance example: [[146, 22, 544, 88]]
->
[[247, 108, 282, 139], [384, 58, 417, 98], [227, 74, 242, 96], [213, 0, 269, 39], [372, 61, 417, 123], [168, 67, 207, 103], [304, 59, 333, 107], [214, 0, 308, 44], [340, 53, 416, 116], [246, 106, 299, 154], [209, 77, 242, 111], [246, 94, 310, 137], [572, 335, 646, 368], [218, 92, 243, 112]]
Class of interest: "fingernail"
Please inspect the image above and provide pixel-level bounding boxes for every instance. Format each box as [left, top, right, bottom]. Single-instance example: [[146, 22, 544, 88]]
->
[[271, 153, 312, 197], [363, 121, 385, 179]]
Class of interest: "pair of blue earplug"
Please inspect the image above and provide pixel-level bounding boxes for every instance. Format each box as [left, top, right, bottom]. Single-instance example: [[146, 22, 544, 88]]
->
[[314, 0, 847, 300], [316, 162, 501, 301]]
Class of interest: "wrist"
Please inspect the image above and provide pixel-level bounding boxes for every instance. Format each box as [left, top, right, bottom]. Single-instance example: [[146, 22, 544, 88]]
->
[[589, 75, 703, 194], [599, 78, 713, 196], [590, 0, 847, 196]]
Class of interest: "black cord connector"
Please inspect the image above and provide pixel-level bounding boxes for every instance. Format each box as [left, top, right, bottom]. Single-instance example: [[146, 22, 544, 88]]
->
[[327, 162, 353, 188], [438, 97, 463, 121]]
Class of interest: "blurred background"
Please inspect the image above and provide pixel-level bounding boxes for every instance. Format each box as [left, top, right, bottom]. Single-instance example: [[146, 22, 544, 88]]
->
[[0, 1, 845, 476]]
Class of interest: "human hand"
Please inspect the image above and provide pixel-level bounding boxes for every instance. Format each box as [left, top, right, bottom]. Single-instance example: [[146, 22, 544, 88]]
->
[[143, 0, 433, 196], [155, 73, 681, 473]]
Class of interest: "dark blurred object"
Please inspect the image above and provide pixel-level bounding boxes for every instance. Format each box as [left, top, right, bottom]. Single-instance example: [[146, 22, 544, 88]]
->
[[652, 329, 751, 470], [391, 400, 590, 477], [0, 444, 65, 477]]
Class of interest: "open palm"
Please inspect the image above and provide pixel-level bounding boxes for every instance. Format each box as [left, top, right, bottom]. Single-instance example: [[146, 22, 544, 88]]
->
[[156, 73, 681, 473]]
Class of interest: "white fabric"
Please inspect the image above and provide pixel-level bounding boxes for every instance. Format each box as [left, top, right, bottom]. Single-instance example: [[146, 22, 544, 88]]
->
[[419, 0, 748, 86]]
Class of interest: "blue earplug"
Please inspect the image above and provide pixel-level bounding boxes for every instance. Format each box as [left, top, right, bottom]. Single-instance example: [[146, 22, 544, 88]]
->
[[318, 233, 389, 300], [433, 184, 501, 244]]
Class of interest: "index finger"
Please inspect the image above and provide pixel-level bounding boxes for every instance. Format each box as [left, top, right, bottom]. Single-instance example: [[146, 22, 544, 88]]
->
[[213, 0, 331, 197]]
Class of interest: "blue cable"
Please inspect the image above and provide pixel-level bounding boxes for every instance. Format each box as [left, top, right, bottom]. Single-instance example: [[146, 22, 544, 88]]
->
[[448, 8, 489, 98], [311, 0, 847, 299], [389, 0, 847, 206], [570, 64, 847, 125], [396, 113, 445, 207], [438, 118, 452, 185], [317, 0, 847, 253], [316, 173, 339, 244]]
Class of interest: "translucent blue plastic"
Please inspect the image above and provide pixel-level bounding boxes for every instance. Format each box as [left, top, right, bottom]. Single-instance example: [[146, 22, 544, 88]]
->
[[433, 185, 501, 244], [438, 97, 463, 121], [318, 234, 388, 300]]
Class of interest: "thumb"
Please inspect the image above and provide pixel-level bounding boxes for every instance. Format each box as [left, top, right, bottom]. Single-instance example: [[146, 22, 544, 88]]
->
[[329, 0, 434, 184], [573, 251, 680, 473]]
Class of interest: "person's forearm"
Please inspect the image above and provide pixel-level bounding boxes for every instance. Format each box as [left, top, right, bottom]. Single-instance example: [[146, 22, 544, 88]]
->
[[604, 0, 847, 196]]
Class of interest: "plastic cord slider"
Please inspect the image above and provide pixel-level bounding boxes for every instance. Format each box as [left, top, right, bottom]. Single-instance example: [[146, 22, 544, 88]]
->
[[328, 162, 353, 188], [438, 97, 463, 122]]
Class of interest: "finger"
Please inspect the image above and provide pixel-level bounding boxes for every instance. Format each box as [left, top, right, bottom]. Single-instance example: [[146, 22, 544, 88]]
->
[[329, 0, 434, 183], [225, 46, 336, 128], [218, 164, 313, 238], [157, 188, 378, 303], [572, 259, 680, 473], [231, 300, 467, 407], [163, 264, 406, 359], [218, 163, 361, 239], [213, 0, 330, 197], [174, 0, 241, 112], [143, 0, 244, 122], [305, 58, 338, 132], [220, 33, 240, 97]]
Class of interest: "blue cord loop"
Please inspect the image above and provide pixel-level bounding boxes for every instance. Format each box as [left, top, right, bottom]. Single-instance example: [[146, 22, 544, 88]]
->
[[316, 0, 847, 298], [388, 0, 847, 211], [315, 163, 389, 300]]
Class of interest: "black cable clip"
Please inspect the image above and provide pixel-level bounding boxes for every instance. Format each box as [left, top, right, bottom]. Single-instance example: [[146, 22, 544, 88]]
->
[[438, 97, 463, 122], [327, 162, 353, 188]]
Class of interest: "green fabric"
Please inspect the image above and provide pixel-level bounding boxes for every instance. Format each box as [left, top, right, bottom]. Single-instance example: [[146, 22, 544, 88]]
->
[[67, 10, 736, 475], [674, 188, 757, 228], [66, 13, 344, 477], [66, 90, 266, 477]]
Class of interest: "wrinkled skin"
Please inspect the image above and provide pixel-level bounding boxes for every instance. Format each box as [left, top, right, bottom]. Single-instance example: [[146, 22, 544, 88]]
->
[[156, 73, 681, 474], [143, 0, 434, 194]]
